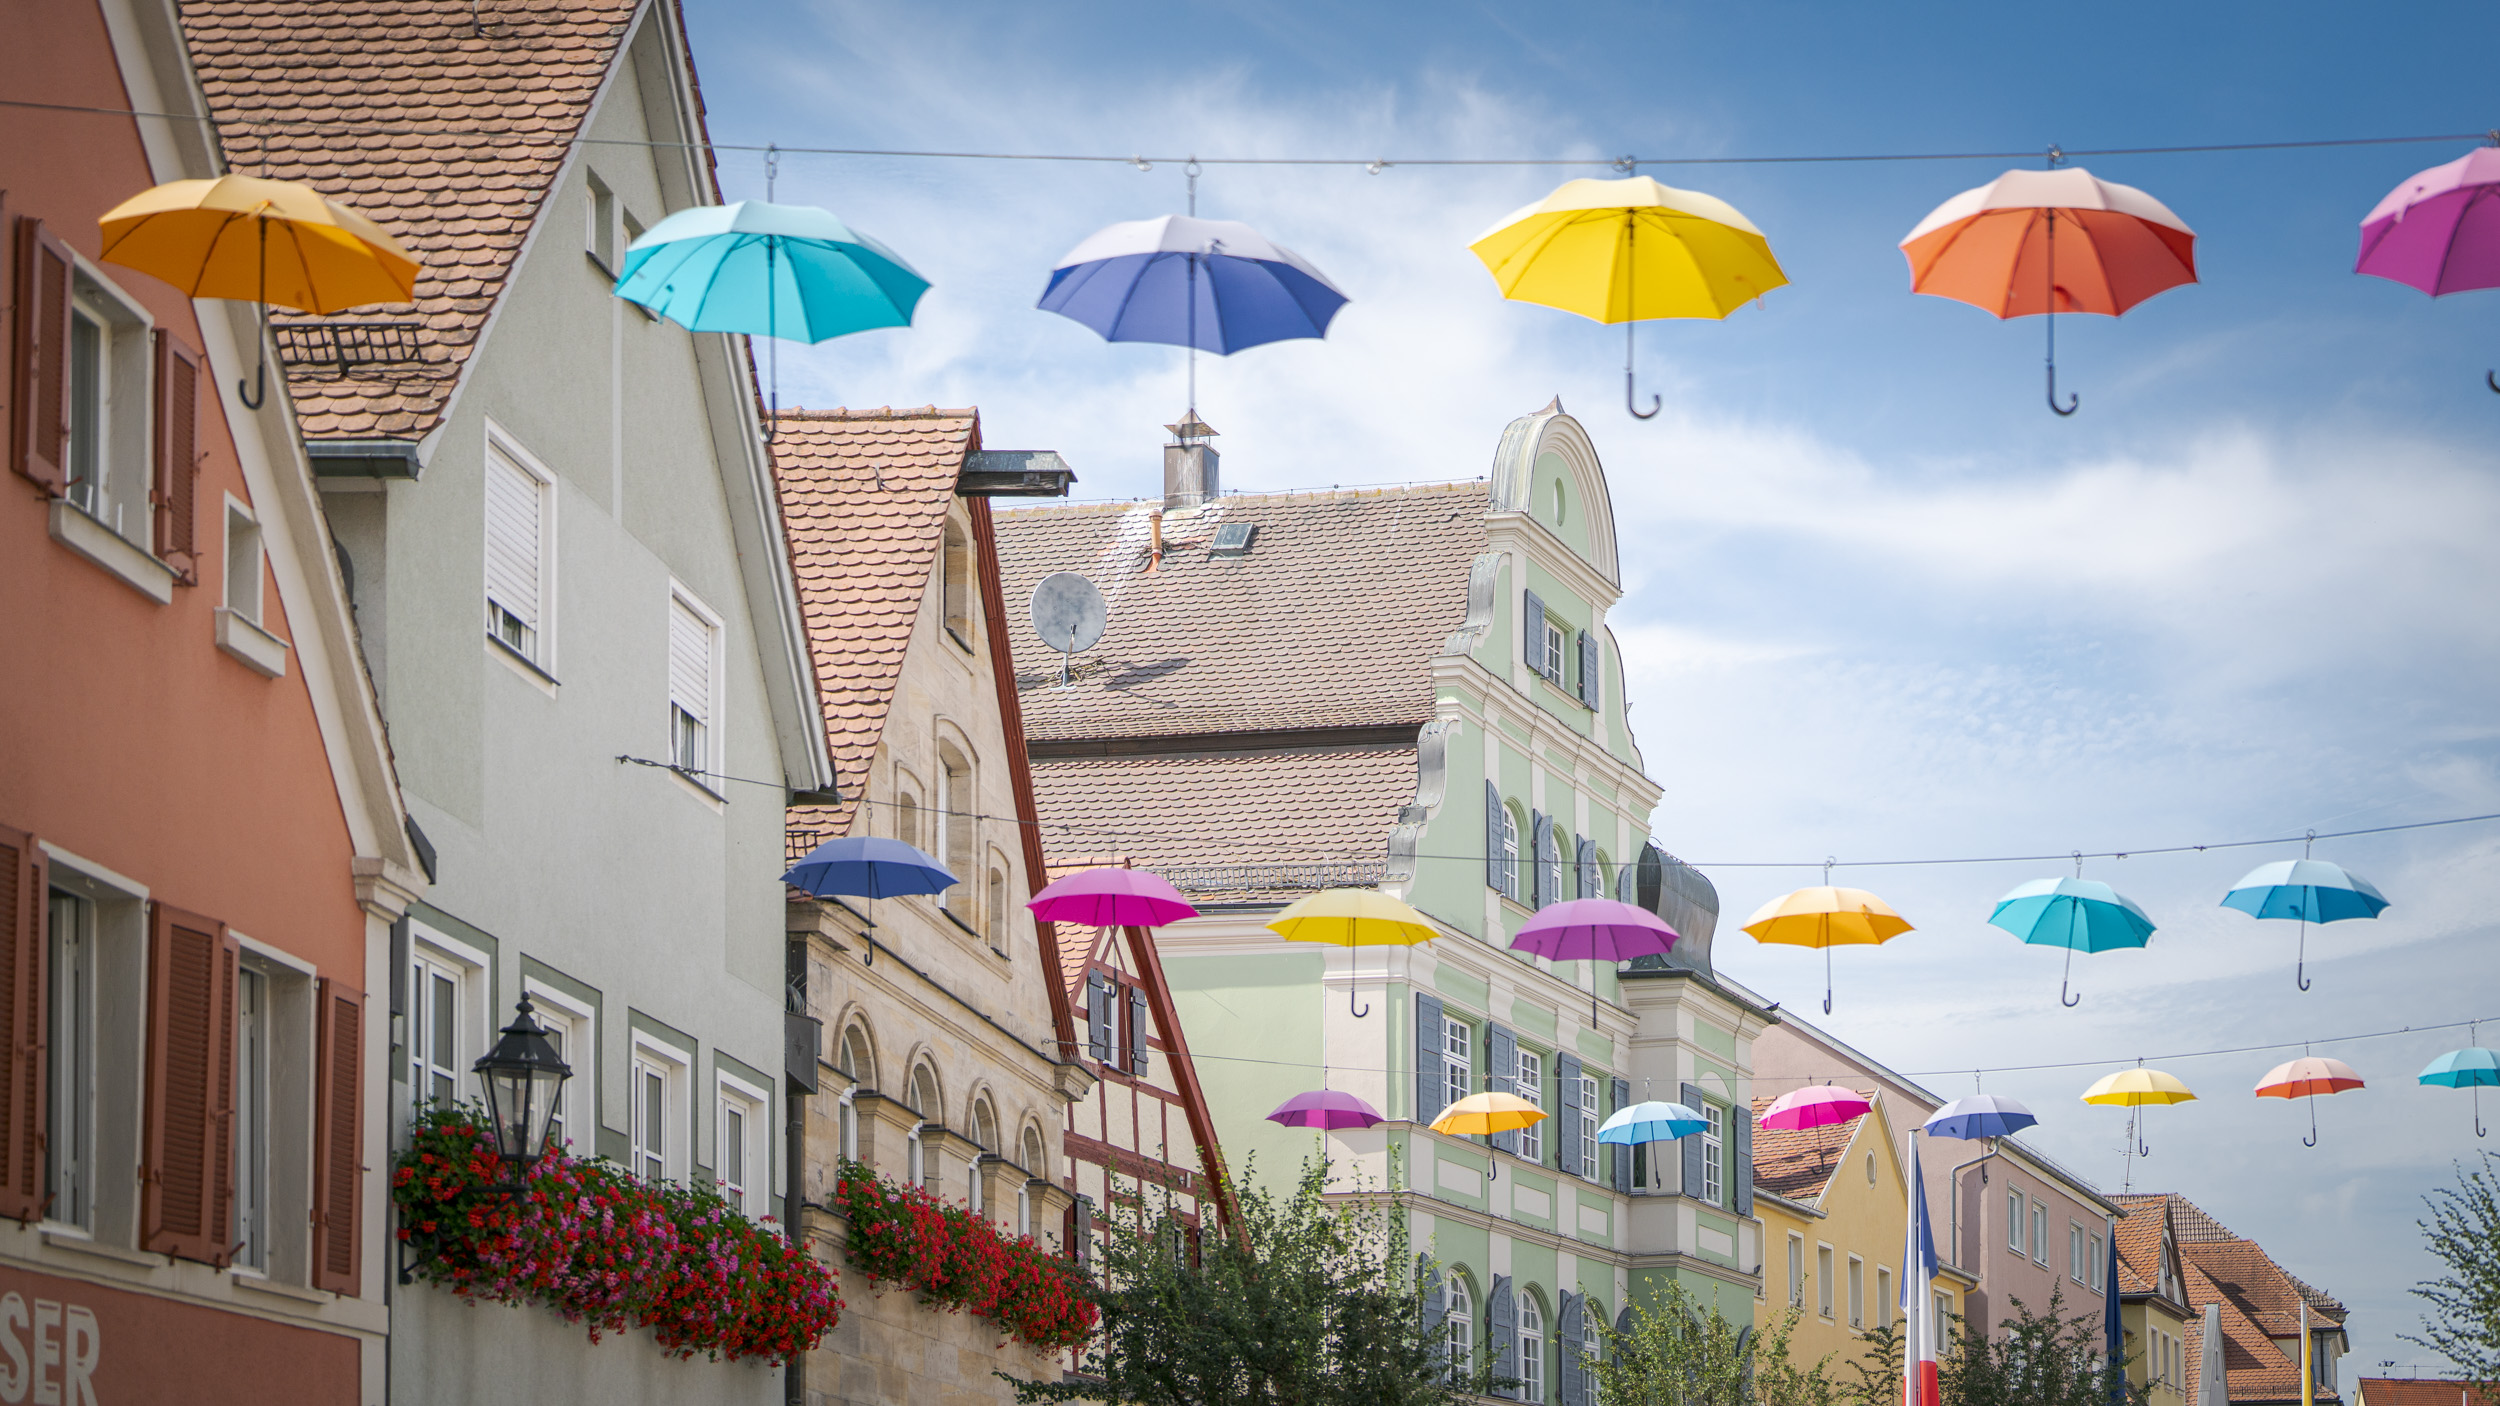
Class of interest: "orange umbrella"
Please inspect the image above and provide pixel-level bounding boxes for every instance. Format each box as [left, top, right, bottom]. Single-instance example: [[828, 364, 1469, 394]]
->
[[1900, 164, 2197, 415], [2254, 1056, 2364, 1147]]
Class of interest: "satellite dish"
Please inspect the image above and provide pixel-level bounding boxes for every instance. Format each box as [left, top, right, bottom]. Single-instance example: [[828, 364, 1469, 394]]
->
[[1029, 572, 1106, 686]]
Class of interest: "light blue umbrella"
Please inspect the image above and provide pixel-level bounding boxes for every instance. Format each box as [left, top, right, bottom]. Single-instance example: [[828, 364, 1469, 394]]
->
[[1987, 875, 2155, 1008], [1922, 1093, 2039, 1141], [2419, 1034, 2498, 1138], [2221, 855, 2389, 992], [614, 198, 930, 432], [1597, 1100, 1707, 1145]]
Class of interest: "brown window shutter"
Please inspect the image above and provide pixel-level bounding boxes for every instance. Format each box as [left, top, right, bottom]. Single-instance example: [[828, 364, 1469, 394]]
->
[[10, 217, 73, 495], [152, 331, 202, 581], [0, 823, 47, 1223], [310, 979, 364, 1295], [141, 903, 237, 1264]]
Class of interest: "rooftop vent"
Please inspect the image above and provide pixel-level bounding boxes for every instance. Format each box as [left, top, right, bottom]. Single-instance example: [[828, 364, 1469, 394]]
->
[[1207, 522, 1257, 557], [1163, 411, 1219, 511]]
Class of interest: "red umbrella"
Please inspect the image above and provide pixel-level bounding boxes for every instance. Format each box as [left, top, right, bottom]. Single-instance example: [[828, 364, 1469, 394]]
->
[[2254, 1056, 2364, 1148], [1026, 866, 1199, 927]]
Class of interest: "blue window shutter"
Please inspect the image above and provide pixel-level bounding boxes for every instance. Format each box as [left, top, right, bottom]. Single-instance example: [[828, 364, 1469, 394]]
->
[[1530, 813, 1553, 908], [1614, 858, 1635, 905], [1557, 1052, 1584, 1177], [1610, 1077, 1631, 1192], [1490, 1275, 1517, 1393], [1421, 1254, 1446, 1340], [1574, 836, 1594, 900], [1128, 985, 1150, 1075], [1577, 629, 1599, 707], [1734, 1100, 1754, 1216], [1681, 1082, 1708, 1199], [1558, 1291, 1585, 1405], [1417, 991, 1445, 1123], [1523, 591, 1546, 674], [1488, 1024, 1519, 1155], [1486, 781, 1506, 891]]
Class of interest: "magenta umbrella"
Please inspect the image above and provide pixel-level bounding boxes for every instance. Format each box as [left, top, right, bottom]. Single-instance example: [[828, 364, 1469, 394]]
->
[[2354, 145, 2500, 391], [1760, 1084, 1873, 1132], [1027, 866, 1200, 928], [1266, 1090, 1385, 1131], [1509, 897, 1680, 962]]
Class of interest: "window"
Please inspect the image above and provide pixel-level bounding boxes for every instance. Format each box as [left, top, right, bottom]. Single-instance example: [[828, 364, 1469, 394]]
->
[[1848, 1255, 1865, 1328], [1577, 1075, 1600, 1176], [986, 857, 1008, 944], [223, 501, 264, 624], [485, 435, 554, 666], [63, 270, 153, 541], [46, 889, 95, 1231], [1515, 1049, 1543, 1163], [717, 1078, 765, 1214], [630, 1039, 688, 1183], [409, 948, 470, 1109], [668, 586, 721, 782], [1817, 1245, 1835, 1317], [1581, 1305, 1602, 1379], [524, 985, 592, 1156], [1498, 807, 1521, 901], [2070, 1223, 2086, 1282], [2009, 1189, 2025, 1254], [1701, 1103, 1724, 1207], [1867, 1151, 1878, 1186], [1436, 1016, 1473, 1117], [233, 964, 271, 1270], [894, 784, 922, 848], [1788, 1234, 1805, 1307], [1542, 619, 1568, 683], [2032, 1203, 2049, 1265], [937, 745, 975, 918], [1518, 1293, 1545, 1402], [941, 520, 973, 648], [585, 169, 619, 271], [839, 1024, 877, 1090], [2089, 1233, 2106, 1291], [1934, 1292, 1954, 1355], [1540, 826, 1563, 912], [1445, 1275, 1474, 1378], [1877, 1266, 1894, 1330]]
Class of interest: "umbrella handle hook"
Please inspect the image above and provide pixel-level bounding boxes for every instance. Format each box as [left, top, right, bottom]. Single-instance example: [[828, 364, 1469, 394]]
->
[[1625, 218, 1659, 419], [2295, 920, 2312, 992], [238, 356, 266, 412], [1350, 983, 1369, 1019], [2486, 369, 2499, 395], [240, 225, 271, 411], [2475, 1085, 2487, 1139], [2303, 1100, 2319, 1148], [2060, 942, 2082, 1007]]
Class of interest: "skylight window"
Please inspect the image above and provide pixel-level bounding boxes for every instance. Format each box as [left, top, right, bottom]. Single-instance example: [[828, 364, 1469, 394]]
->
[[1207, 522, 1257, 557]]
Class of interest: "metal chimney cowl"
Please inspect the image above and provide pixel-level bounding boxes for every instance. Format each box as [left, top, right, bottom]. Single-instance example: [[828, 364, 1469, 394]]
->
[[1162, 411, 1219, 512]]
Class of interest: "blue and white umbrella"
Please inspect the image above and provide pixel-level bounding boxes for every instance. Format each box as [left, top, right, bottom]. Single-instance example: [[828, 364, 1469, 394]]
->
[[1987, 876, 2155, 1008], [1038, 214, 1348, 411], [2221, 857, 2389, 992], [1596, 1100, 1707, 1145], [1922, 1093, 2039, 1141]]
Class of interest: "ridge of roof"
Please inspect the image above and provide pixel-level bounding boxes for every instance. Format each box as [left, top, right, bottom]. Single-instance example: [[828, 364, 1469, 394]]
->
[[2123, 1192, 2348, 1323], [998, 479, 1487, 516], [776, 405, 979, 422]]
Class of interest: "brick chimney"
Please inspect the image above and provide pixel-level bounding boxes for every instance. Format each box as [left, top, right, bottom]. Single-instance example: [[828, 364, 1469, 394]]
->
[[1162, 411, 1219, 511]]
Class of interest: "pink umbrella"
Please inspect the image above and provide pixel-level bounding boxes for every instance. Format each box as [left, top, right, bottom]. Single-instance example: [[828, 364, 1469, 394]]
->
[[1266, 1090, 1385, 1131], [2353, 145, 2500, 391], [1760, 1084, 1873, 1132], [1509, 898, 1679, 962], [1027, 866, 1199, 927]]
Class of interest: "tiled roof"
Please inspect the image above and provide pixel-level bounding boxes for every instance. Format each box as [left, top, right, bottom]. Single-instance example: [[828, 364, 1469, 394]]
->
[[773, 408, 976, 846], [993, 482, 1492, 742], [1748, 1092, 1873, 1203], [2113, 1202, 2170, 1298], [1027, 745, 1420, 904], [2115, 1193, 2347, 1404], [2184, 1254, 2310, 1402], [2357, 1380, 2500, 1406], [181, 0, 641, 440]]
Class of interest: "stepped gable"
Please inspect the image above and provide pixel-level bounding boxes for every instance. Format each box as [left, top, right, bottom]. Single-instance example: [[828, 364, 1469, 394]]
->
[[181, 0, 644, 440], [773, 407, 977, 847]]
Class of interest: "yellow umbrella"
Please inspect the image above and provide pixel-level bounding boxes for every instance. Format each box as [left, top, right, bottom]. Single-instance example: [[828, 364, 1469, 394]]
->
[[2084, 1065, 2196, 1173], [98, 175, 421, 407], [1428, 1091, 1549, 1137], [1741, 883, 1913, 1014], [1267, 888, 1438, 1017], [1468, 175, 1789, 418]]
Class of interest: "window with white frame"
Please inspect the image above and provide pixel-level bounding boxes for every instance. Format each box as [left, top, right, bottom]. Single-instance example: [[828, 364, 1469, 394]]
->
[[234, 961, 272, 1270], [409, 942, 479, 1110], [1817, 1244, 1834, 1316], [1576, 1074, 1600, 1177], [2009, 1189, 2026, 1254], [1701, 1102, 1725, 1206], [64, 267, 153, 541], [630, 1037, 687, 1184], [1933, 1291, 1953, 1355], [485, 435, 554, 666], [1848, 1254, 1865, 1328], [1498, 807, 1521, 901], [585, 168, 619, 272], [2070, 1222, 2086, 1282], [1581, 1303, 1602, 1378], [667, 585, 721, 780], [45, 888, 96, 1231], [1877, 1266, 1894, 1330], [1444, 1275, 1474, 1379], [525, 984, 593, 1156], [1541, 618, 1568, 683], [1540, 827, 1563, 912], [1517, 1293, 1545, 1402], [1788, 1234, 1805, 1307], [1515, 1049, 1543, 1162], [2089, 1232, 2106, 1291], [1441, 1016, 1471, 1117], [223, 500, 264, 625], [717, 1075, 766, 1215], [2032, 1203, 2049, 1265]]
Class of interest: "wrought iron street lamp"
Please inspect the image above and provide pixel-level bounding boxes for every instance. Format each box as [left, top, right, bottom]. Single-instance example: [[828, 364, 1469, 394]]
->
[[474, 993, 572, 1183]]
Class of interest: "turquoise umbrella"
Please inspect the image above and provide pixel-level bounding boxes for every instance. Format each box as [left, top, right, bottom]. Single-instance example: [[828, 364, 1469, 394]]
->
[[1597, 1100, 1707, 1145], [1987, 874, 2154, 1008], [2419, 1032, 2498, 1138], [613, 196, 929, 433], [2221, 848, 2389, 992]]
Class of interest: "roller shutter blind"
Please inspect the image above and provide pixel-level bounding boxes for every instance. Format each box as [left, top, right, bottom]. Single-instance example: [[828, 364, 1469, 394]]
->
[[1487, 1024, 1518, 1155], [311, 980, 365, 1294], [152, 331, 201, 580], [11, 217, 73, 494], [484, 447, 543, 646], [142, 903, 238, 1263], [668, 594, 712, 726], [0, 823, 46, 1222], [1415, 990, 1444, 1124]]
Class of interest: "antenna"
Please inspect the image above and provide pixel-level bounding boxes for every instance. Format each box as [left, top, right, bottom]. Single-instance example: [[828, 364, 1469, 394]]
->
[[1028, 572, 1107, 688]]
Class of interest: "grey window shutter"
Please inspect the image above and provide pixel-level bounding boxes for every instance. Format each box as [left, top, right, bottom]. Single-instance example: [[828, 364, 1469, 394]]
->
[[1734, 1101, 1755, 1216], [1614, 1305, 1633, 1369], [1523, 591, 1546, 674], [1558, 1291, 1585, 1405], [1489, 1275, 1517, 1394], [1530, 813, 1552, 908], [1574, 836, 1594, 900], [1421, 1254, 1447, 1344], [1087, 976, 1112, 1062], [1416, 991, 1446, 1123], [1681, 1082, 1709, 1200], [1577, 630, 1599, 707], [1615, 858, 1635, 904], [1556, 1053, 1584, 1177], [1610, 1077, 1631, 1192], [1073, 1193, 1095, 1266], [1488, 1024, 1519, 1155], [1485, 780, 1506, 891], [1127, 985, 1151, 1076]]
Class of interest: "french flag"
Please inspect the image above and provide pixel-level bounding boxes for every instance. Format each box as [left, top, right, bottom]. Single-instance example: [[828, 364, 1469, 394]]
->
[[1904, 1138, 1942, 1406]]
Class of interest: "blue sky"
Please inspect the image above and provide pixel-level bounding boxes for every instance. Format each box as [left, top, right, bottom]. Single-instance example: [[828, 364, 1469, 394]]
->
[[682, 0, 2500, 1370]]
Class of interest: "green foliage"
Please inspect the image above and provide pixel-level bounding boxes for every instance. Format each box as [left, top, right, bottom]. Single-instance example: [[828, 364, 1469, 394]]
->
[[1000, 1157, 1466, 1406], [1938, 1287, 2145, 1406], [2406, 1151, 2500, 1378], [1590, 1281, 1850, 1406]]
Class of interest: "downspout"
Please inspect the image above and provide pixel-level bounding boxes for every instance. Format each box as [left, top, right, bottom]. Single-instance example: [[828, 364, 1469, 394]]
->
[[1947, 1140, 2000, 1274]]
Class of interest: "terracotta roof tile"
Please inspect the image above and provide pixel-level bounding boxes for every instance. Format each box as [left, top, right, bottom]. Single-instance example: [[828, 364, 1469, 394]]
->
[[771, 408, 977, 847], [2357, 1381, 2500, 1406], [2113, 1203, 2169, 1298], [993, 483, 1491, 741], [2113, 1193, 2347, 1404], [180, 0, 639, 441], [1748, 1092, 1872, 1203]]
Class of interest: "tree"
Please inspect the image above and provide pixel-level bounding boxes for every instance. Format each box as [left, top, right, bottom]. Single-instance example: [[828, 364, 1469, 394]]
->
[[1938, 1287, 2146, 1406], [2406, 1151, 2500, 1379], [1001, 1157, 1466, 1406], [1590, 1280, 1848, 1406]]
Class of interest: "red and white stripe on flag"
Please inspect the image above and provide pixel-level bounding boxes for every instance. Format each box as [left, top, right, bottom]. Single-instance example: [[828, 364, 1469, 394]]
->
[[1904, 1139, 1943, 1406]]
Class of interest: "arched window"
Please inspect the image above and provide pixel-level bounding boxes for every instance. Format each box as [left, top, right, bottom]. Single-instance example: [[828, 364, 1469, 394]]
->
[[1518, 1292, 1545, 1402], [894, 770, 923, 849], [1595, 849, 1614, 901], [1445, 1274, 1475, 1379], [972, 1096, 998, 1151], [1499, 807, 1521, 902], [1021, 1124, 1047, 1176], [937, 743, 975, 916], [1540, 824, 1564, 912], [986, 853, 1009, 942], [840, 1024, 877, 1089], [1579, 1299, 1604, 1375], [941, 519, 973, 647]]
